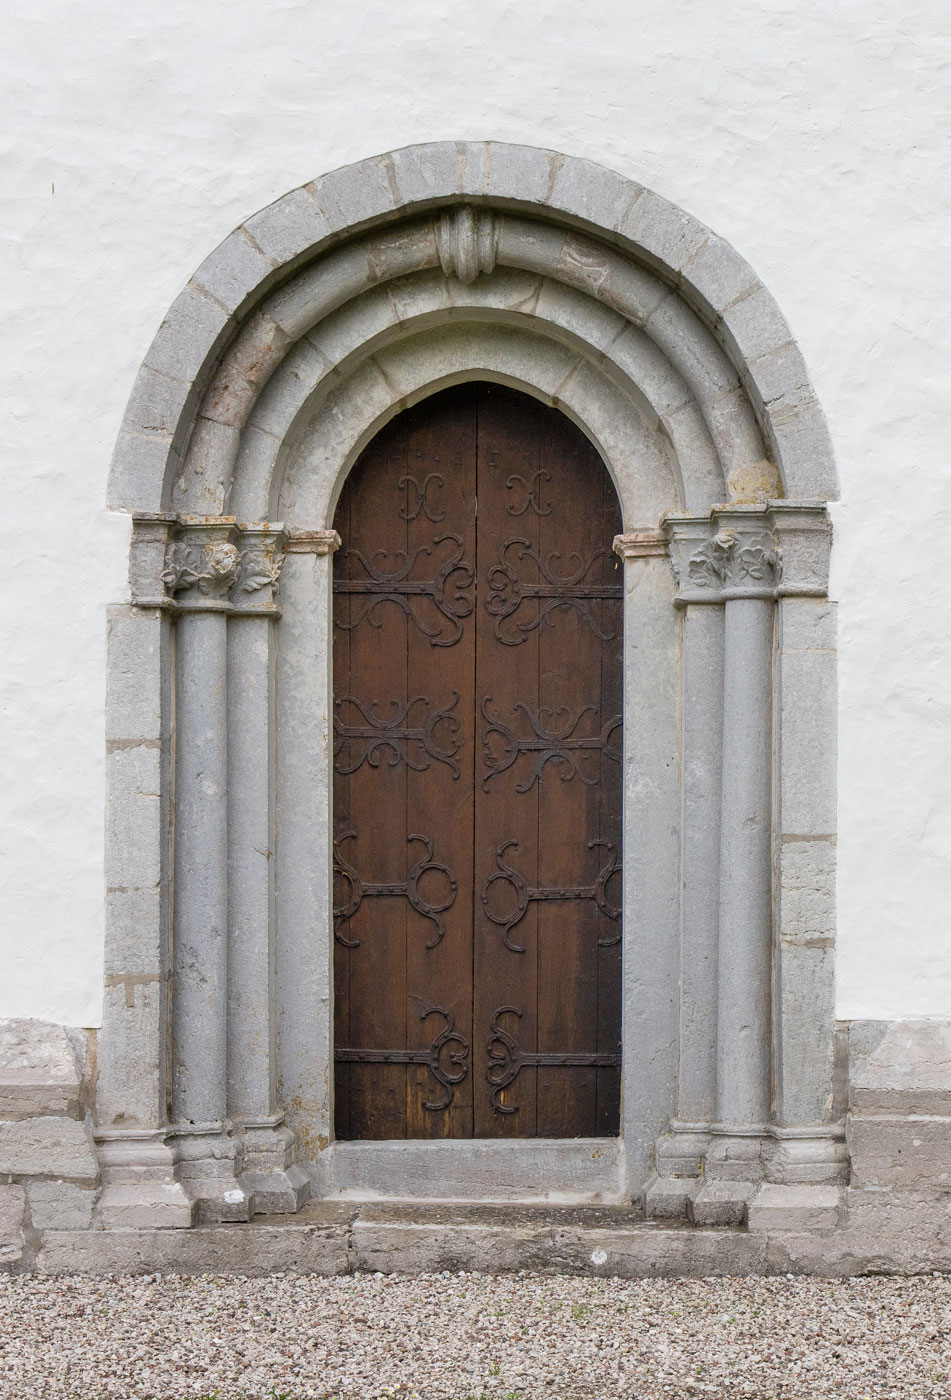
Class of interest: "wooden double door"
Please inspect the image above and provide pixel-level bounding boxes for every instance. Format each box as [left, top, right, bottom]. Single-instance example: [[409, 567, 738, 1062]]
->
[[332, 383, 623, 1139]]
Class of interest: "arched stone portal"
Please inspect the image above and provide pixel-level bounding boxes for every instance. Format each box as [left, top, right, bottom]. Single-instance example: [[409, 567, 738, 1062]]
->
[[100, 142, 843, 1228]]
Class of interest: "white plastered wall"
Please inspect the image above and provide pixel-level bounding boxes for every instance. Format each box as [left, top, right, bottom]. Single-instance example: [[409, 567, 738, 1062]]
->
[[2, 0, 949, 1024]]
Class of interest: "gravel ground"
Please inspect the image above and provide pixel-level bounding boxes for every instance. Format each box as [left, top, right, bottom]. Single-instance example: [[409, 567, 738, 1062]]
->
[[0, 1271, 949, 1400]]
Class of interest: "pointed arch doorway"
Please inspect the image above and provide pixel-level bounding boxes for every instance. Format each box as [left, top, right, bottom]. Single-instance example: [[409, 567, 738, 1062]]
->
[[332, 382, 624, 1140]]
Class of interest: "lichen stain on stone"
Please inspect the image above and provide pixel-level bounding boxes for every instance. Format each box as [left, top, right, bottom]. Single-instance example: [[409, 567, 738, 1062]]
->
[[727, 459, 783, 503]]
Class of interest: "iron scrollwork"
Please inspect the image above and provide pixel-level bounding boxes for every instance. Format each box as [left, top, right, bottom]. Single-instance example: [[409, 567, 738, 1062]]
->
[[481, 839, 621, 953], [505, 469, 552, 517], [334, 692, 461, 778], [399, 472, 446, 523], [333, 832, 457, 948], [333, 534, 474, 647], [486, 1006, 621, 1114], [335, 998, 469, 1111], [480, 696, 621, 791], [484, 538, 622, 645]]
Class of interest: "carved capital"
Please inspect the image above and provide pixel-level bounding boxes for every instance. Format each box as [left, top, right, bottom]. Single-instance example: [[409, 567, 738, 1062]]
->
[[162, 518, 240, 610], [436, 206, 496, 284], [283, 529, 342, 556], [232, 523, 287, 612], [664, 509, 782, 605]]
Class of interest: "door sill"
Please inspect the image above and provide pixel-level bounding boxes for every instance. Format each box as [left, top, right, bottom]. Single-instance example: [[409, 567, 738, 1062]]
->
[[316, 1137, 625, 1204]]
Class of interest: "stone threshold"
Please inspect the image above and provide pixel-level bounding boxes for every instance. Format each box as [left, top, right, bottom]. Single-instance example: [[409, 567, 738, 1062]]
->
[[25, 1200, 902, 1278]]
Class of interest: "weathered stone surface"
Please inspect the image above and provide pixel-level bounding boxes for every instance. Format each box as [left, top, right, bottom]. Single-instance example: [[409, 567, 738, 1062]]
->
[[643, 1173, 697, 1220], [0, 1019, 84, 1120], [747, 1184, 842, 1232], [97, 1182, 195, 1231], [689, 1180, 755, 1226], [0, 1116, 97, 1183], [848, 1115, 951, 1190], [0, 1185, 26, 1268], [26, 1180, 97, 1231], [850, 1018, 951, 1115]]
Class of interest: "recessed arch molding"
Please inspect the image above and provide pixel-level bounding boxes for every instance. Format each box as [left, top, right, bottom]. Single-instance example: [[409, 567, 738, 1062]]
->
[[100, 143, 843, 1231]]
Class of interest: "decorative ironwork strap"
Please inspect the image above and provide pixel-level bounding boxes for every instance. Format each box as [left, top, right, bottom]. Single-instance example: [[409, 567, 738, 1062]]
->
[[486, 1006, 621, 1114], [481, 839, 621, 952], [333, 833, 457, 948], [333, 534, 474, 647], [334, 692, 461, 778], [484, 538, 622, 646], [335, 998, 469, 1111], [480, 696, 621, 791]]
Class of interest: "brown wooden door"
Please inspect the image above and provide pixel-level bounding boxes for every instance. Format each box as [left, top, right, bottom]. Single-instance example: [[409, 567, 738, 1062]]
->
[[332, 383, 622, 1139]]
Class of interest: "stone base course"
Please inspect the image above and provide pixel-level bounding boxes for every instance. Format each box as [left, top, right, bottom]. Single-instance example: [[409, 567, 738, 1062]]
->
[[17, 1200, 951, 1278]]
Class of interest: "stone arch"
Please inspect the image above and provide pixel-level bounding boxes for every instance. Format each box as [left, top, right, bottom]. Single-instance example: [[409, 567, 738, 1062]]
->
[[100, 144, 844, 1229]]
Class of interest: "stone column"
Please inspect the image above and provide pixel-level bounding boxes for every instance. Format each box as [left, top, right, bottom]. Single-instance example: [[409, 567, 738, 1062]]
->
[[164, 518, 250, 1222], [612, 532, 682, 1201], [226, 524, 309, 1213], [643, 515, 725, 1219], [96, 514, 193, 1229], [690, 508, 780, 1226], [275, 529, 341, 1184], [746, 503, 846, 1233]]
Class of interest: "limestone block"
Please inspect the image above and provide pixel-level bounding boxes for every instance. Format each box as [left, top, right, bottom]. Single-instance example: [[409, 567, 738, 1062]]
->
[[747, 1184, 842, 1232], [106, 608, 165, 742], [27, 1180, 97, 1231], [850, 1018, 951, 1115], [105, 744, 163, 890], [0, 1116, 97, 1183], [120, 363, 194, 442], [96, 979, 165, 1129], [688, 1180, 755, 1227], [616, 187, 709, 275], [312, 155, 397, 236], [848, 1115, 951, 1191], [108, 430, 180, 514], [390, 141, 461, 207], [764, 390, 835, 502], [777, 644, 837, 836], [643, 1173, 697, 1221], [548, 155, 642, 235], [0, 1019, 84, 1120], [680, 236, 759, 316], [778, 840, 836, 945], [193, 229, 277, 318], [720, 284, 794, 363], [97, 1182, 195, 1231], [482, 142, 554, 207], [0, 1185, 26, 1268], [144, 281, 232, 386], [243, 185, 332, 267]]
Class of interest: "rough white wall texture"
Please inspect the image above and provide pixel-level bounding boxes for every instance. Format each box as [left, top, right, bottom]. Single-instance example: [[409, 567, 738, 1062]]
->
[[2, 1, 949, 1025]]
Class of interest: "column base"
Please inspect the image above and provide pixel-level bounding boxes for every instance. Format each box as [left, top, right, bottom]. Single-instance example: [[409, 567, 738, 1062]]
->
[[643, 1125, 711, 1220], [764, 1131, 848, 1185], [171, 1122, 252, 1223], [235, 1116, 311, 1215], [95, 1129, 195, 1229]]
